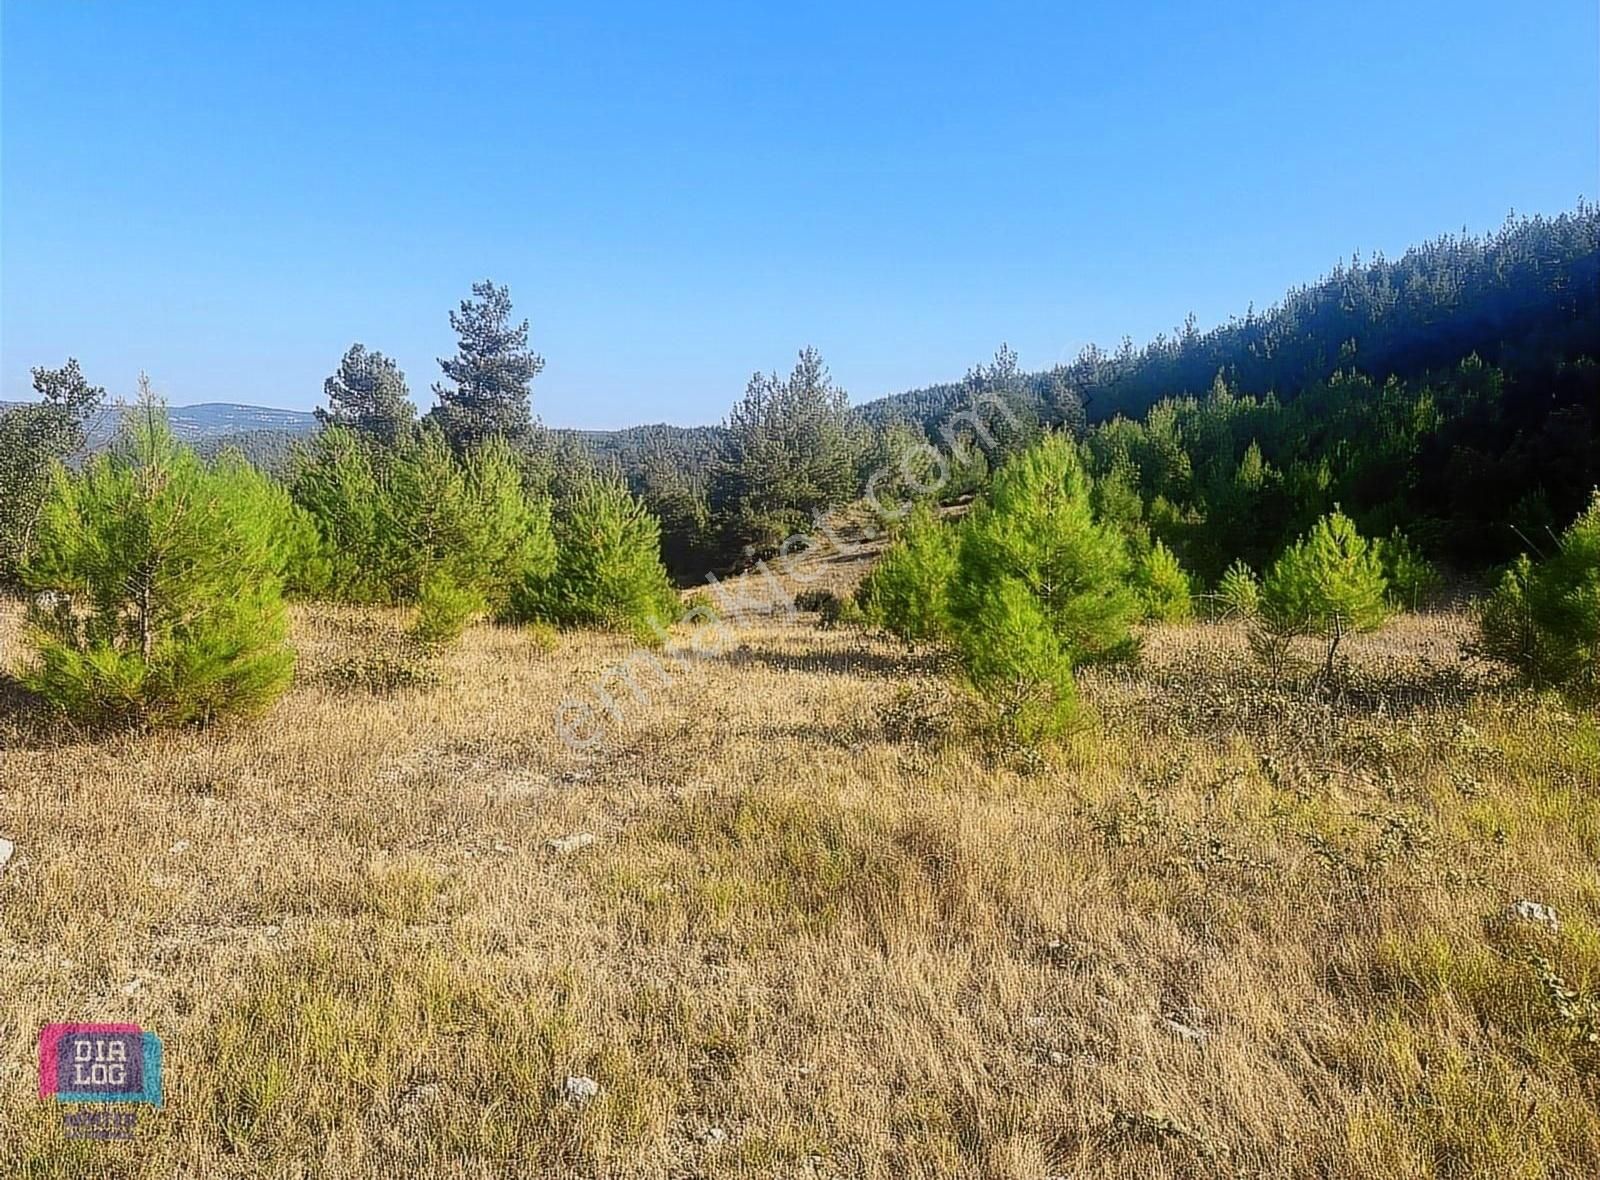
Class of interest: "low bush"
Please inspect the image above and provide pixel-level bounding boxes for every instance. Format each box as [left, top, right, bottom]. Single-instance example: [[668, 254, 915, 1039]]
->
[[1475, 490, 1599, 695], [407, 570, 484, 646], [856, 502, 957, 643]]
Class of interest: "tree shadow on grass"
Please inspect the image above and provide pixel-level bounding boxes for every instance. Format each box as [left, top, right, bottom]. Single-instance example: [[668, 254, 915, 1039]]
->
[[712, 641, 952, 679], [0, 671, 75, 751]]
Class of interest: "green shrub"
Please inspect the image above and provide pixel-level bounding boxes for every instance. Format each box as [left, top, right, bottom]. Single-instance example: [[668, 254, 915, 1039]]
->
[[1475, 491, 1600, 695], [1133, 539, 1194, 623], [408, 570, 483, 646], [958, 579, 1078, 746], [947, 432, 1139, 743], [856, 502, 957, 643], [21, 406, 294, 726], [518, 468, 681, 641], [793, 588, 862, 629], [1214, 559, 1261, 620], [793, 588, 837, 613], [1379, 528, 1439, 610], [1259, 510, 1389, 676]]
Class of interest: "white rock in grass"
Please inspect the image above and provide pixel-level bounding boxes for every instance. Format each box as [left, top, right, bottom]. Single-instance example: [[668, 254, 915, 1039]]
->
[[1163, 1018, 1209, 1046], [564, 1075, 600, 1103], [701, 1126, 727, 1145], [1512, 899, 1560, 931], [546, 832, 597, 856], [0, 837, 13, 874]]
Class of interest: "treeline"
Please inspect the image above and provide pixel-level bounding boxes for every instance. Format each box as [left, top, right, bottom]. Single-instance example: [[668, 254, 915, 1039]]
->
[[2, 206, 1595, 727], [858, 430, 1599, 748], [865, 205, 1599, 429], [2, 284, 683, 725], [611, 207, 1599, 583]]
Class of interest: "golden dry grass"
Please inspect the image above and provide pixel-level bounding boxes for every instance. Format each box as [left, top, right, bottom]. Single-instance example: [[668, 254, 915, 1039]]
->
[[2, 589, 1599, 1178]]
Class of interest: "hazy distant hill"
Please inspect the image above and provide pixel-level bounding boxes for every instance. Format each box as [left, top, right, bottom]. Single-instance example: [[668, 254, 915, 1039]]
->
[[0, 400, 318, 445]]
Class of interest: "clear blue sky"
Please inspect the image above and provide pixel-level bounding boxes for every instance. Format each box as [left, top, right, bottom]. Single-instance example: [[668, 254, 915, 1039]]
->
[[3, 1, 1595, 429]]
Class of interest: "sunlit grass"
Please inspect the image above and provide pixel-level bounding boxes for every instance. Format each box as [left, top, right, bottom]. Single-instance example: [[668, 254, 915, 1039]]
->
[[2, 594, 1597, 1177]]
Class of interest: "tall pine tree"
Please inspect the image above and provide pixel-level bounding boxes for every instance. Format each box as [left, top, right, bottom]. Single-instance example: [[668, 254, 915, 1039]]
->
[[708, 347, 865, 560], [0, 359, 106, 585], [427, 280, 542, 453], [317, 344, 416, 445]]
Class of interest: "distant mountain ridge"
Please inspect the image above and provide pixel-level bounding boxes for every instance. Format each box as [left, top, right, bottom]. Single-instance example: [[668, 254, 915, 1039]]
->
[[0, 400, 319, 446]]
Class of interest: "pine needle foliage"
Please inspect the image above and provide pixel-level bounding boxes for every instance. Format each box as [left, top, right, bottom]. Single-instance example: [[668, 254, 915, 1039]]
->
[[948, 432, 1139, 741], [1259, 510, 1390, 676], [21, 397, 295, 725], [857, 502, 957, 644], [519, 467, 681, 642], [1133, 539, 1195, 623], [1476, 490, 1600, 695]]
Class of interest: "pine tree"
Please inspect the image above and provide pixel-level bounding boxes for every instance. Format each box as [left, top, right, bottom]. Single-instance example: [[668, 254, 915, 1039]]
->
[[408, 569, 485, 646], [1259, 510, 1389, 678], [1378, 528, 1438, 610], [0, 359, 105, 584], [291, 423, 553, 614], [708, 347, 865, 560], [215, 449, 329, 598], [288, 426, 387, 602], [958, 577, 1078, 745], [948, 432, 1139, 741], [857, 502, 957, 643], [634, 425, 713, 575], [520, 467, 680, 641], [376, 426, 553, 613], [316, 344, 416, 445], [953, 432, 1140, 668], [20, 385, 294, 725], [956, 344, 1040, 462], [426, 280, 543, 452], [1476, 490, 1600, 696], [1215, 559, 1261, 620], [1134, 539, 1195, 623]]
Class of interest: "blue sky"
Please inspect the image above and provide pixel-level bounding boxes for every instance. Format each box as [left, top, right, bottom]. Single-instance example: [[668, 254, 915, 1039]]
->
[[3, 1, 1595, 429]]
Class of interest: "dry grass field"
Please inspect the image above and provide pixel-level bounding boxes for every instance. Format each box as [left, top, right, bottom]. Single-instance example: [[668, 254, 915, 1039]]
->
[[2, 569, 1599, 1177]]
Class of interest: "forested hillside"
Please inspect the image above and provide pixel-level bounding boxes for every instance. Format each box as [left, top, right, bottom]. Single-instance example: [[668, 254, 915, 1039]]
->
[[614, 206, 1597, 580], [865, 205, 1598, 428]]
